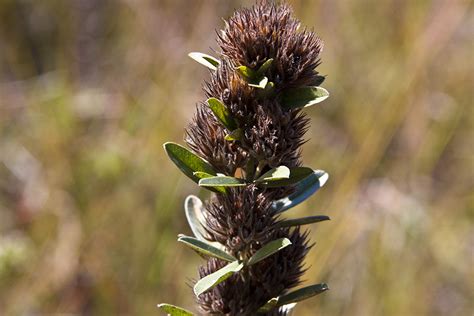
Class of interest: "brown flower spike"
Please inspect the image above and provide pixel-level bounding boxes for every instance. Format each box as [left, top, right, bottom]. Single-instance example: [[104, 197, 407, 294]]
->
[[161, 1, 331, 315]]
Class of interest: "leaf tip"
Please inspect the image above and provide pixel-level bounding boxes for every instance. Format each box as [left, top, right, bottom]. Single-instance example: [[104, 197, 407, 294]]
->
[[318, 171, 329, 187], [206, 97, 218, 104], [193, 284, 203, 297], [163, 141, 172, 150]]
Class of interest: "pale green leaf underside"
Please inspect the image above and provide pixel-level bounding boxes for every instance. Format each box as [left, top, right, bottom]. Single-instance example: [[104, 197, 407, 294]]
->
[[157, 303, 194, 316], [255, 166, 290, 182], [248, 76, 269, 89], [199, 176, 246, 187], [194, 260, 244, 296], [247, 238, 292, 266], [188, 52, 220, 70], [178, 235, 236, 262], [193, 172, 227, 193], [184, 195, 208, 240], [184, 196, 226, 250], [260, 167, 313, 188], [281, 86, 329, 109]]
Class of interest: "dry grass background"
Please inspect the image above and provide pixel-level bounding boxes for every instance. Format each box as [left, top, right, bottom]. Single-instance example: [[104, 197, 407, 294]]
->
[[0, 0, 472, 315]]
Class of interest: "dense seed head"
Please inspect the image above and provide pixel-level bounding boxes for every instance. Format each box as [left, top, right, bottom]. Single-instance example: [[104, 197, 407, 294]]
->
[[185, 103, 247, 176], [217, 1, 325, 90], [191, 59, 310, 172], [197, 228, 311, 315]]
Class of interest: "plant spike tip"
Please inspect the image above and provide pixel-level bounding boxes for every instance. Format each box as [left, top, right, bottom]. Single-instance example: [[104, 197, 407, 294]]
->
[[161, 2, 332, 315]]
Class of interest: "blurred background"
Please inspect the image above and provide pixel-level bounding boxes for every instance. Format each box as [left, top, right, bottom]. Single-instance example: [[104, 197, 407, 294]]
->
[[0, 0, 472, 315]]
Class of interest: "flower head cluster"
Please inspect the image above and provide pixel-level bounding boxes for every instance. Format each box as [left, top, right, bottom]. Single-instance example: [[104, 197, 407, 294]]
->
[[160, 1, 331, 315]]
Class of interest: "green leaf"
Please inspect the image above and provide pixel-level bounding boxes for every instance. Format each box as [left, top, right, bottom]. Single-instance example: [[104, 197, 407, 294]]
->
[[257, 284, 327, 313], [184, 196, 226, 249], [260, 167, 313, 188], [236, 65, 258, 81], [184, 195, 207, 240], [271, 170, 329, 213], [199, 176, 246, 187], [192, 171, 213, 179], [281, 86, 329, 109], [275, 215, 330, 228], [178, 235, 236, 262], [194, 260, 244, 296], [163, 142, 216, 184], [192, 172, 227, 193], [224, 128, 243, 141], [236, 64, 272, 89], [188, 52, 220, 70], [276, 284, 329, 306], [207, 98, 237, 130], [157, 303, 194, 316], [248, 76, 269, 89], [255, 166, 290, 182], [257, 58, 274, 76], [247, 238, 292, 266]]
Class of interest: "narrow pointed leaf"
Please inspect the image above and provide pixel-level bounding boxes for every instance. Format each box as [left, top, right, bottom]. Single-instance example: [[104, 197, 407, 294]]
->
[[236, 65, 258, 81], [276, 215, 330, 228], [224, 128, 243, 141], [199, 176, 246, 187], [281, 86, 329, 109], [255, 166, 290, 182], [247, 238, 292, 266], [188, 52, 220, 70], [236, 65, 272, 89], [178, 235, 236, 262], [260, 167, 313, 188], [184, 195, 208, 240], [163, 142, 216, 183], [257, 58, 274, 76], [158, 303, 194, 316], [248, 76, 268, 89], [271, 170, 329, 213], [184, 196, 226, 250], [193, 172, 227, 193], [276, 284, 329, 306], [207, 98, 237, 130], [194, 261, 244, 296], [192, 171, 213, 179]]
